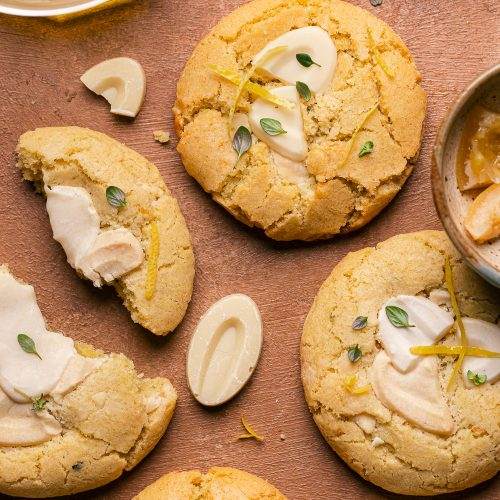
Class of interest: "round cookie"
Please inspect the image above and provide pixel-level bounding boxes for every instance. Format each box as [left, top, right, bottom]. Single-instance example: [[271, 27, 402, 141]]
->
[[174, 0, 426, 241], [133, 467, 286, 499], [17, 127, 195, 335], [0, 266, 177, 498], [301, 231, 499, 495]]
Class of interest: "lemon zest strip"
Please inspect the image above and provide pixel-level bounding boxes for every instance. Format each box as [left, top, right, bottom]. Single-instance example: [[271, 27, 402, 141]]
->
[[145, 221, 160, 301], [367, 28, 395, 78], [444, 257, 468, 391], [229, 45, 287, 124], [208, 64, 294, 110], [238, 415, 264, 442], [338, 103, 379, 169], [343, 375, 371, 395], [410, 345, 500, 358]]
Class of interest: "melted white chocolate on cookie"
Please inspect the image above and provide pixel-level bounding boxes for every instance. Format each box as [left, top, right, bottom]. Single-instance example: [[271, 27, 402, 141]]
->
[[249, 86, 307, 162], [372, 350, 454, 436], [0, 268, 103, 446], [460, 318, 500, 384], [253, 26, 337, 93], [46, 185, 144, 287], [378, 295, 454, 373]]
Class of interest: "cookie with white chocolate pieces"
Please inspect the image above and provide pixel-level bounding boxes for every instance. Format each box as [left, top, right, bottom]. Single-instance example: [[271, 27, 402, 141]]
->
[[0, 266, 177, 498], [174, 0, 426, 241], [133, 467, 287, 499], [17, 126, 195, 335], [301, 230, 499, 495]]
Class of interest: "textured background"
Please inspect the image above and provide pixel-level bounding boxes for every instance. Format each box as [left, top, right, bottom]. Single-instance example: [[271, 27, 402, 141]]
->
[[0, 1, 498, 498]]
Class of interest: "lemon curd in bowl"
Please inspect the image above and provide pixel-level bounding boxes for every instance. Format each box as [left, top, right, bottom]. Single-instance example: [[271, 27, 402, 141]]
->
[[433, 63, 500, 288]]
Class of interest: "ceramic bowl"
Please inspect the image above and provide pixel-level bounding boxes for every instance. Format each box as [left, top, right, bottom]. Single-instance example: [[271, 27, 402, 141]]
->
[[0, 0, 109, 17], [432, 63, 500, 288]]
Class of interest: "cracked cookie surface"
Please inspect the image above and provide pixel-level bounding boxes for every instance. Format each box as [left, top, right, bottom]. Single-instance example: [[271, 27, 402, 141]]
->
[[17, 127, 195, 335], [0, 270, 177, 498], [301, 230, 499, 495], [133, 466, 286, 499], [174, 0, 426, 241]]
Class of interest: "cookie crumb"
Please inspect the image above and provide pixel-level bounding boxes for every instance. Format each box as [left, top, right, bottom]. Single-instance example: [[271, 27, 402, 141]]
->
[[470, 426, 487, 437], [153, 130, 170, 144], [280, 433, 286, 441]]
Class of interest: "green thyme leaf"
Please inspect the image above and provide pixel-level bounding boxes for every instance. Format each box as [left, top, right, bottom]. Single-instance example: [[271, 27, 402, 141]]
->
[[260, 118, 287, 136], [352, 316, 368, 330], [385, 306, 414, 328], [347, 344, 362, 363], [358, 140, 374, 157], [17, 334, 42, 360], [32, 396, 48, 413], [296, 81, 312, 100], [106, 186, 127, 208], [296, 53, 321, 68], [232, 126, 252, 161], [467, 370, 487, 386], [72, 461, 84, 471]]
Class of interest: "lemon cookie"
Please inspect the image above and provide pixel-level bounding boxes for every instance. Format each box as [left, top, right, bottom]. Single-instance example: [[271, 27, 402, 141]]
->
[[17, 127, 195, 335], [301, 231, 499, 495], [133, 467, 286, 499], [0, 266, 177, 498], [174, 0, 426, 241]]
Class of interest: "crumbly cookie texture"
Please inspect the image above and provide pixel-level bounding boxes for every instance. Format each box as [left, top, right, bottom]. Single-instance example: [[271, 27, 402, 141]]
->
[[301, 231, 499, 495], [133, 467, 287, 499], [17, 127, 195, 335], [174, 0, 426, 241], [0, 341, 177, 498]]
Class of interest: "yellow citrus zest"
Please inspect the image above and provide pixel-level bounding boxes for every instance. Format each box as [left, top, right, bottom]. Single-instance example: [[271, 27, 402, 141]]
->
[[367, 28, 395, 78], [338, 103, 379, 169], [410, 345, 500, 358], [238, 415, 264, 442], [208, 64, 294, 109], [145, 221, 160, 301], [444, 257, 468, 391], [229, 45, 287, 124], [343, 375, 371, 395]]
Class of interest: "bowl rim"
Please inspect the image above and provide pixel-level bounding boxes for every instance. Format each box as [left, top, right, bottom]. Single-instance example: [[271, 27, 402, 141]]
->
[[432, 62, 500, 288], [0, 0, 109, 16]]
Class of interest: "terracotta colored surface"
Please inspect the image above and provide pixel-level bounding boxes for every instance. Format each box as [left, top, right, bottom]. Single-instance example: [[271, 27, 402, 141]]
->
[[0, 1, 498, 499]]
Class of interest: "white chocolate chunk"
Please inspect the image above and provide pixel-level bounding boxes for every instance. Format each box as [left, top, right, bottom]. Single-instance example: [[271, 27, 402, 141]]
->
[[461, 318, 500, 384], [353, 413, 376, 434], [46, 185, 143, 287], [46, 185, 100, 270], [253, 27, 337, 93], [249, 86, 307, 162], [79, 228, 144, 286], [378, 295, 454, 373], [0, 267, 103, 446], [372, 436, 385, 447], [81, 57, 146, 117], [187, 294, 262, 406], [371, 350, 454, 436]]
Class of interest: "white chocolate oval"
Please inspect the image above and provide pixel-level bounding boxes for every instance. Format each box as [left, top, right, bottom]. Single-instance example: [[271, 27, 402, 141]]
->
[[187, 294, 262, 407], [80, 57, 146, 117]]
